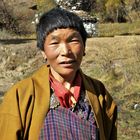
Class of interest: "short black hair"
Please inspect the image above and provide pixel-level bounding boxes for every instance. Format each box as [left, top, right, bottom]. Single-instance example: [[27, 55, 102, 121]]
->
[[36, 7, 87, 51]]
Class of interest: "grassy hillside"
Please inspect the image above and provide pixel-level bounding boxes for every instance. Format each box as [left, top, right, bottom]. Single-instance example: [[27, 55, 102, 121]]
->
[[81, 36, 140, 139], [98, 20, 140, 37], [0, 34, 140, 139]]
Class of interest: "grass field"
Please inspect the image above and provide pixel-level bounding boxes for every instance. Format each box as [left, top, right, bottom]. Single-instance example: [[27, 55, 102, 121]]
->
[[82, 36, 140, 140], [0, 22, 140, 139], [98, 20, 140, 37]]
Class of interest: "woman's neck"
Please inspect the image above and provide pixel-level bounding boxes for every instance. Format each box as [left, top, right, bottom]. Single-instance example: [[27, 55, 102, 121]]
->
[[50, 68, 76, 90]]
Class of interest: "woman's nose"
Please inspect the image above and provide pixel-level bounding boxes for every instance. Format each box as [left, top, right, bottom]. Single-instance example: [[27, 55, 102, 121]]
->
[[60, 43, 71, 55]]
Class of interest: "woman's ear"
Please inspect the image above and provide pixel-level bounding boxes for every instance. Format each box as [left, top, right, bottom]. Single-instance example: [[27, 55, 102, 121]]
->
[[41, 51, 48, 63], [41, 51, 47, 60]]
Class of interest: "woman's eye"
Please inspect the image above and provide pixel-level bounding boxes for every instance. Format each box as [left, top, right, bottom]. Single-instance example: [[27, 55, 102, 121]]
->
[[72, 39, 78, 42], [50, 42, 58, 45], [71, 38, 79, 42]]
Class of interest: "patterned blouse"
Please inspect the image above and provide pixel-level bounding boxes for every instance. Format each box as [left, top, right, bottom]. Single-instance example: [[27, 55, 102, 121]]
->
[[39, 88, 99, 140]]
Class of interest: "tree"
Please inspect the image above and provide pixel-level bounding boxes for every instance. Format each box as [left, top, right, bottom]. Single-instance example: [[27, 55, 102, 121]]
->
[[94, 0, 107, 21], [105, 0, 127, 22]]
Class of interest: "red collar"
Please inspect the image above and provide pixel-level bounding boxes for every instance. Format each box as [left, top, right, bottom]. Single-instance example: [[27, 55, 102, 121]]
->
[[49, 73, 82, 108]]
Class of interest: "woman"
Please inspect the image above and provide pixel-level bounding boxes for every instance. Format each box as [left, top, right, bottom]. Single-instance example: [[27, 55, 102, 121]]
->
[[0, 8, 117, 140]]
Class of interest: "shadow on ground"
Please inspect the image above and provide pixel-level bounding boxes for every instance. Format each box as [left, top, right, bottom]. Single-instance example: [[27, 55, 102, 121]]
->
[[0, 91, 4, 96], [0, 38, 36, 45]]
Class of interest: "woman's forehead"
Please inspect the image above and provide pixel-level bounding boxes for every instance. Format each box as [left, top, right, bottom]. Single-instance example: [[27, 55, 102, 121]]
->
[[46, 28, 81, 39]]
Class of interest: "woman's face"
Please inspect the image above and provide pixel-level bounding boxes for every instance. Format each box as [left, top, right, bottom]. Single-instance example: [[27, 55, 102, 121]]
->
[[42, 28, 85, 80]]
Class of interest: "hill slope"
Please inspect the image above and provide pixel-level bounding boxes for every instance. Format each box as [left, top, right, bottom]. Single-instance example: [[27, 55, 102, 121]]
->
[[0, 35, 140, 139]]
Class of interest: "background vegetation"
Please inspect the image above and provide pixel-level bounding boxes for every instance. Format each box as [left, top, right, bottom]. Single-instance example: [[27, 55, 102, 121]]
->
[[0, 0, 140, 140], [82, 36, 140, 140], [0, 0, 140, 36]]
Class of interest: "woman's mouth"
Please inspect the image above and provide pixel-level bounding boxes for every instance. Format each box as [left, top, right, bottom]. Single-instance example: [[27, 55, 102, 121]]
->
[[59, 60, 76, 66]]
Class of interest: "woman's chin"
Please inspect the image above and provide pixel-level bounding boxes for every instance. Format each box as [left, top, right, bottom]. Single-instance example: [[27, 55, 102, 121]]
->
[[60, 68, 78, 77]]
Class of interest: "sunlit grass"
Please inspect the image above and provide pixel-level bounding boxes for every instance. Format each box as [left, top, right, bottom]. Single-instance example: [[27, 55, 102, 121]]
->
[[81, 36, 140, 140], [0, 22, 140, 140], [98, 20, 140, 37]]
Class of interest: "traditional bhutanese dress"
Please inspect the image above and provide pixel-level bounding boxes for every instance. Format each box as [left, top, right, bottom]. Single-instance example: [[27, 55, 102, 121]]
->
[[39, 88, 99, 140]]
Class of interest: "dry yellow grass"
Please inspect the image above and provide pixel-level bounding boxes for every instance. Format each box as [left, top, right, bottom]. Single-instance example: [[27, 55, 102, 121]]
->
[[0, 35, 140, 139], [98, 20, 140, 37], [81, 35, 140, 140]]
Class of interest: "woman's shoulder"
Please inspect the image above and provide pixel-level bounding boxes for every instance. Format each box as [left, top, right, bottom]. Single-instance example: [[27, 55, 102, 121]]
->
[[81, 72, 106, 94], [9, 64, 49, 92], [2, 77, 33, 102], [13, 77, 33, 91], [4, 65, 50, 99], [84, 74, 103, 85]]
